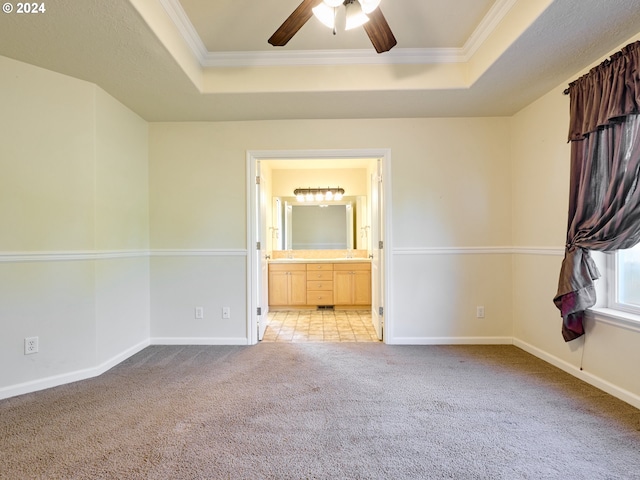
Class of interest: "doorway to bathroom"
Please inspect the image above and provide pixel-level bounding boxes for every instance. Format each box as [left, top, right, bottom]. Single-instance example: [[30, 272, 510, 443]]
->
[[247, 149, 390, 345], [262, 310, 377, 342]]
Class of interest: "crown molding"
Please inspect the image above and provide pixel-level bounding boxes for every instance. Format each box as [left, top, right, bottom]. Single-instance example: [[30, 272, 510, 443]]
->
[[159, 0, 209, 61], [463, 0, 518, 59], [160, 0, 517, 68]]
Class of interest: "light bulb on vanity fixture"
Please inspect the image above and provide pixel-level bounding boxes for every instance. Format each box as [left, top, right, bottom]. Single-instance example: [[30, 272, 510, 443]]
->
[[294, 187, 345, 202]]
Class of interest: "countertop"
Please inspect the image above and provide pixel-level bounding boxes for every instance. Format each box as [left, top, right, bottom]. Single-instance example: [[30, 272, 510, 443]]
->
[[268, 258, 371, 264]]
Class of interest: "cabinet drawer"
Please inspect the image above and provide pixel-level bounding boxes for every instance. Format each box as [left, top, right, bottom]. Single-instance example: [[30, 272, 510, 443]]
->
[[306, 263, 334, 272], [307, 280, 333, 291], [307, 291, 334, 305], [307, 271, 333, 281], [269, 263, 306, 272], [333, 262, 371, 271]]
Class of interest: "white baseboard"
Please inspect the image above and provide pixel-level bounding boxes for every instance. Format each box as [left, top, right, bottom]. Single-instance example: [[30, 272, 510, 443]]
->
[[150, 337, 249, 346], [513, 338, 640, 410], [389, 336, 514, 345], [0, 339, 150, 401], [4, 335, 638, 412]]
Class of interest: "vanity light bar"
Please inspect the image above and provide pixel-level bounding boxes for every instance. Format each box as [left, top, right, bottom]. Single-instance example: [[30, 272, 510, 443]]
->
[[294, 187, 345, 202]]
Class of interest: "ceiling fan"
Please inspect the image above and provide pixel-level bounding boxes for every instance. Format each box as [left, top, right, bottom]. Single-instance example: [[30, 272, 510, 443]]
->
[[268, 0, 397, 54]]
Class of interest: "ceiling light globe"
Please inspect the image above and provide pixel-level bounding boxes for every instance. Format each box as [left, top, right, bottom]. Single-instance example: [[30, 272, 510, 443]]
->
[[306, 193, 314, 201], [345, 1, 369, 30], [358, 0, 381, 14], [312, 3, 336, 29]]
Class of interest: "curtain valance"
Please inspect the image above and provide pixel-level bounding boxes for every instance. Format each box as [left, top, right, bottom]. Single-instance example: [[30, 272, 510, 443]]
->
[[567, 40, 640, 142]]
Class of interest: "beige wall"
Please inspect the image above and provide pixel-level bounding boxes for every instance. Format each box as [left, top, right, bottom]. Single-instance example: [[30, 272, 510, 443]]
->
[[510, 35, 640, 406], [510, 83, 571, 358], [94, 87, 150, 363], [0, 56, 149, 397], [0, 58, 95, 252], [149, 118, 512, 249], [148, 117, 513, 343]]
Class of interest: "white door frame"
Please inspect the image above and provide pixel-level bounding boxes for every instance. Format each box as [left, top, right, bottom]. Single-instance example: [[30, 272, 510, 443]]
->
[[246, 148, 393, 345]]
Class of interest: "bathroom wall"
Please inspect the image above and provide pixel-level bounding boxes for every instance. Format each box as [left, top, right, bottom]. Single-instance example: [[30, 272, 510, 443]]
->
[[271, 167, 369, 198]]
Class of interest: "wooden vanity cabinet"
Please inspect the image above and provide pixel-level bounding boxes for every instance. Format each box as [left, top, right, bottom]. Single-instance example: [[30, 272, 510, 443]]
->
[[269, 261, 371, 308], [268, 263, 306, 306], [333, 263, 371, 305], [306, 263, 334, 306]]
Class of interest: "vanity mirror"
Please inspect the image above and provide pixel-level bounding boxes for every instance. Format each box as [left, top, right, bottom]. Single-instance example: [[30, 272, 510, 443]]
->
[[272, 196, 366, 251]]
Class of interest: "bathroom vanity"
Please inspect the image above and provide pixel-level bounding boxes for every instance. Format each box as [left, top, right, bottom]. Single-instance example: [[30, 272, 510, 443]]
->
[[268, 259, 371, 309]]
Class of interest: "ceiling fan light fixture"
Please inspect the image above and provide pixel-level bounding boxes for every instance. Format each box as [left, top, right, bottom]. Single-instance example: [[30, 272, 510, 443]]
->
[[312, 3, 337, 29], [270, 0, 395, 54], [345, 0, 369, 30], [358, 0, 381, 14]]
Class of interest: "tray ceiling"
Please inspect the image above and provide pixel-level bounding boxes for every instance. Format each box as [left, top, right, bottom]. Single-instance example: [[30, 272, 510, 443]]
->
[[0, 0, 639, 121]]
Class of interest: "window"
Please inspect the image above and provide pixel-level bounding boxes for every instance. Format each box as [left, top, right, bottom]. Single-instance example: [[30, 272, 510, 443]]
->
[[612, 243, 640, 315]]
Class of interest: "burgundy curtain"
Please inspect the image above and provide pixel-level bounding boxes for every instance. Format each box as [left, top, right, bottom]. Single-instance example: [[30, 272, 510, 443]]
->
[[554, 41, 640, 342]]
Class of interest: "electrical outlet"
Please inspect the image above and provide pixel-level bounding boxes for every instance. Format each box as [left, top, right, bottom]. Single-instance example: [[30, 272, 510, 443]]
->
[[195, 307, 204, 319], [222, 307, 231, 319], [476, 306, 485, 318], [24, 337, 39, 355]]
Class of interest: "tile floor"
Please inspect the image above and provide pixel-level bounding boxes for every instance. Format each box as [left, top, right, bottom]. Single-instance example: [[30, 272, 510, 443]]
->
[[263, 309, 380, 342]]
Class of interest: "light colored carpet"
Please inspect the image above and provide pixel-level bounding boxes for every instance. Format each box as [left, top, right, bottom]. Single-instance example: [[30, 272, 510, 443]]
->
[[1, 344, 639, 479]]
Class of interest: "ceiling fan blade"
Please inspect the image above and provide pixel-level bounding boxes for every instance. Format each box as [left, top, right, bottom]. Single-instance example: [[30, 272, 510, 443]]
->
[[362, 7, 397, 53], [269, 0, 323, 47]]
